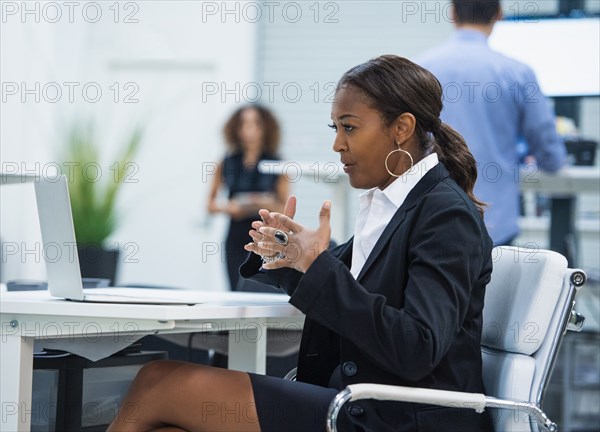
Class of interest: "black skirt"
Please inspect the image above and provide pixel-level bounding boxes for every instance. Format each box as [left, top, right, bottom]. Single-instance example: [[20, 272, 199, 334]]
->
[[248, 373, 339, 432]]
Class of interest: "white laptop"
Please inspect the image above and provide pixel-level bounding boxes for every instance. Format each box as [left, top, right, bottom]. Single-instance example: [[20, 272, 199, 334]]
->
[[33, 175, 197, 304]]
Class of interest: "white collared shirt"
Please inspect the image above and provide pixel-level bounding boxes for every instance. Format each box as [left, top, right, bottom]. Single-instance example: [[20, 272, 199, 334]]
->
[[350, 153, 439, 278]]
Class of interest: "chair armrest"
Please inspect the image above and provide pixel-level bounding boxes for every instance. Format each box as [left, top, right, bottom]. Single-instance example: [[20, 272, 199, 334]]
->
[[283, 367, 297, 381], [337, 383, 486, 411], [326, 384, 557, 432]]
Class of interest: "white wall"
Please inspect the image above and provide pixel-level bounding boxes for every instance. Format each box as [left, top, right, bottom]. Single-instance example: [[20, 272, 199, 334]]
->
[[1, 1, 257, 290]]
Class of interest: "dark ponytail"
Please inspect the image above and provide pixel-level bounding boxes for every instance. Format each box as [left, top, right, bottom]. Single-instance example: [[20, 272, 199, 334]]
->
[[337, 55, 486, 216], [433, 123, 486, 215]]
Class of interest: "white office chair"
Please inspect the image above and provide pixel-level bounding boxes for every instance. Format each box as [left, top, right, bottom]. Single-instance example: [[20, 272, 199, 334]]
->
[[326, 246, 587, 432]]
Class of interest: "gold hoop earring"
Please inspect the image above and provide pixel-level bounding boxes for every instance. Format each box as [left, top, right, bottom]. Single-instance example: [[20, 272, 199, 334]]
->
[[385, 142, 414, 177]]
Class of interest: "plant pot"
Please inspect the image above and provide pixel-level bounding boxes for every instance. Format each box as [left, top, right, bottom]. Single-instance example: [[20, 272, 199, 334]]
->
[[77, 245, 120, 285]]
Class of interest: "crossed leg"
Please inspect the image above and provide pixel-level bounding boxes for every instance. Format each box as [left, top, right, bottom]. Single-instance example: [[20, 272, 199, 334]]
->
[[107, 360, 260, 432]]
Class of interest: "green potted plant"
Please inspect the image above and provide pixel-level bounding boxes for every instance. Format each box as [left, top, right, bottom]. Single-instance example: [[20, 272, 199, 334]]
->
[[62, 123, 142, 284]]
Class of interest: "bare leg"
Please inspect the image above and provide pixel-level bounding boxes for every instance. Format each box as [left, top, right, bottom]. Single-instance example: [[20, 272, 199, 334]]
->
[[107, 360, 260, 432]]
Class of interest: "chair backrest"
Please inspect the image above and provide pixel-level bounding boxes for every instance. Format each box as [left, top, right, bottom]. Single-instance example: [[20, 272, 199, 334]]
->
[[481, 246, 585, 432]]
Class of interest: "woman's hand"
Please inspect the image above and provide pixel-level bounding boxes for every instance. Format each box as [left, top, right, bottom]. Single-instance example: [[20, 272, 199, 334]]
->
[[246, 192, 281, 212], [227, 200, 250, 220], [207, 199, 222, 215], [245, 196, 331, 273], [228, 194, 282, 220], [207, 199, 248, 220]]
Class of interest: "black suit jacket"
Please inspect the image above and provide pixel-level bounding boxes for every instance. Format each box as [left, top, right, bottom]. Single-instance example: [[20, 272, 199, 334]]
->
[[241, 164, 494, 432]]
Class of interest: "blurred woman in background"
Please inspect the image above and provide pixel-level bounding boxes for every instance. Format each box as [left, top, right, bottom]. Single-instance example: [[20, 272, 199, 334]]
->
[[207, 105, 289, 291]]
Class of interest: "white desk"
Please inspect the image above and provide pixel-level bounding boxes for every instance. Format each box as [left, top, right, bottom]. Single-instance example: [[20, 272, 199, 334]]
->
[[520, 166, 600, 265], [0, 290, 303, 432], [519, 166, 600, 194]]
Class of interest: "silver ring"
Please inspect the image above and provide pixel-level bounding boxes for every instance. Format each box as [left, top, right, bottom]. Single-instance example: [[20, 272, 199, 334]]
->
[[262, 252, 286, 264], [274, 230, 289, 246]]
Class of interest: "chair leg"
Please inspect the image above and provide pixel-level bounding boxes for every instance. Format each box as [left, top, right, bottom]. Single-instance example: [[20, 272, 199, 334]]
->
[[485, 398, 557, 432]]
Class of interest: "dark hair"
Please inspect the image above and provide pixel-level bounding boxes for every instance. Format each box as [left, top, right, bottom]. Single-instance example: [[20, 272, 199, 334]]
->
[[452, 0, 501, 24], [223, 104, 280, 155], [337, 55, 486, 215]]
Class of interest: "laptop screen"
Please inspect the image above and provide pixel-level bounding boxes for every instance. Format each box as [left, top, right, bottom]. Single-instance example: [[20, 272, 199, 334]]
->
[[34, 176, 85, 300]]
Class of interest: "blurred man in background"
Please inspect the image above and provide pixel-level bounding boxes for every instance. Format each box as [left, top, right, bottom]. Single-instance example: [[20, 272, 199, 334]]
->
[[418, 0, 566, 246]]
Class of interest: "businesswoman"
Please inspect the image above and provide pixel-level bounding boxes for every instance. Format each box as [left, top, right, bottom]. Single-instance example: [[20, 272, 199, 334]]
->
[[206, 104, 289, 291], [108, 55, 494, 432]]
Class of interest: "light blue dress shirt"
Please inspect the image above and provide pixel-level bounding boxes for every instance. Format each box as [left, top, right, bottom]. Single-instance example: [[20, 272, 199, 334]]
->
[[417, 29, 566, 245]]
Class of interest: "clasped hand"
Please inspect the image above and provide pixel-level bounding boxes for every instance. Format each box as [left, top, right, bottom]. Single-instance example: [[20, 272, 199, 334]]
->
[[244, 196, 332, 273]]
